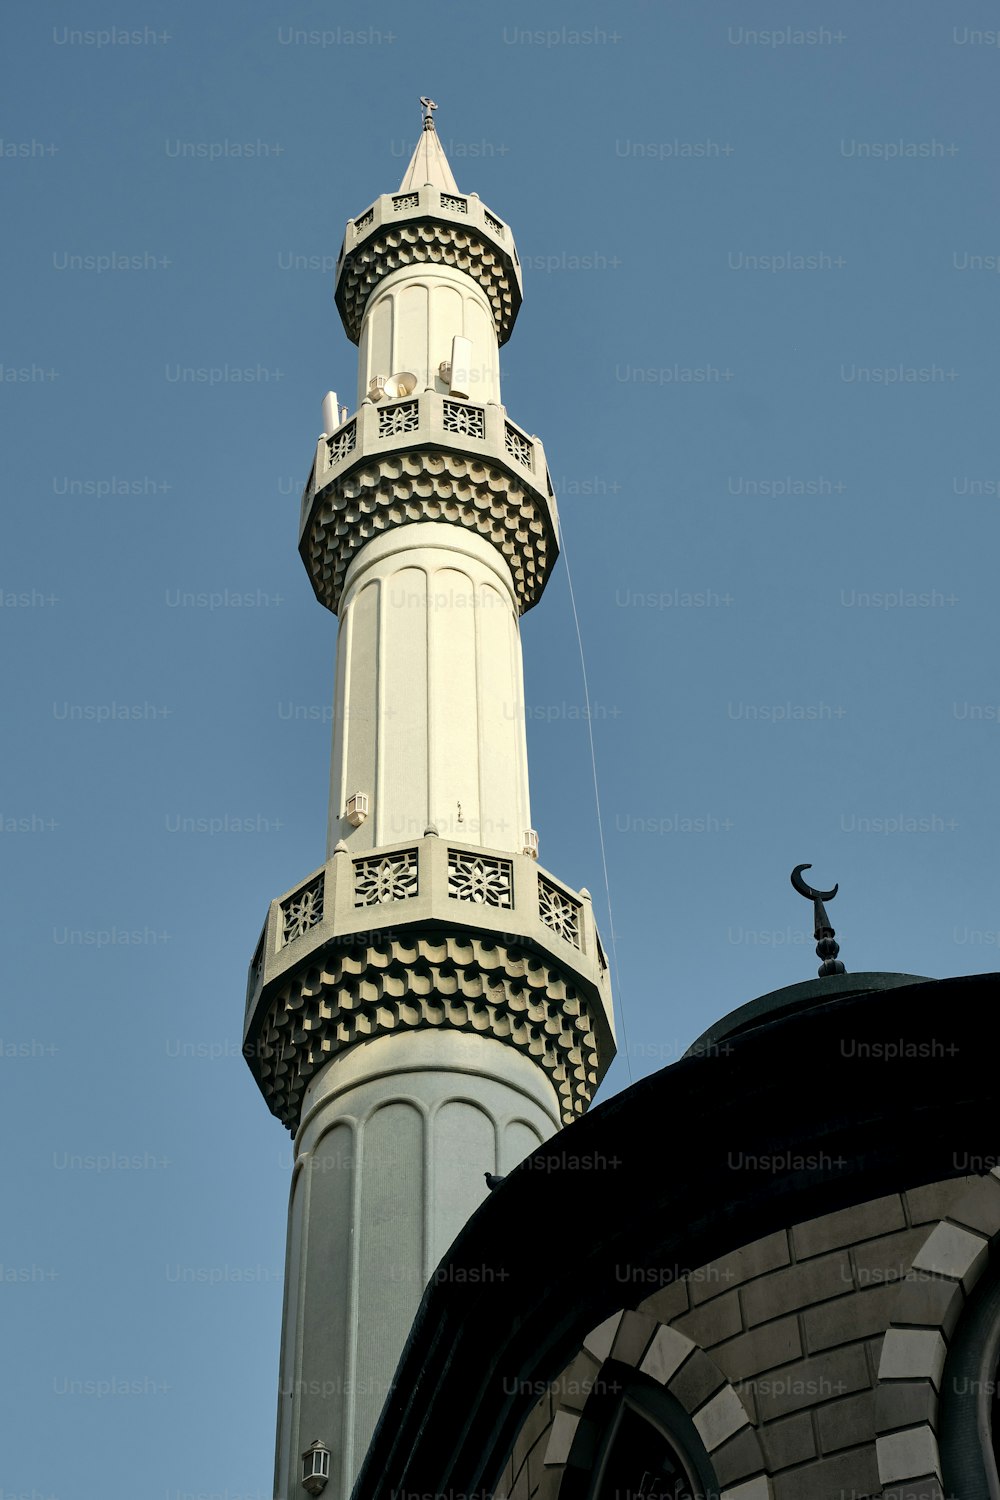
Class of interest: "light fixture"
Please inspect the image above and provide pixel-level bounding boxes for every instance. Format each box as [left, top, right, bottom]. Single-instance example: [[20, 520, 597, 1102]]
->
[[346, 792, 369, 827], [301, 1438, 331, 1495]]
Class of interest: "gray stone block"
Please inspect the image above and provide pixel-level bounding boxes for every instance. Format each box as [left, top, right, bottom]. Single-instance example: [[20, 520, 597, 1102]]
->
[[877, 1425, 941, 1484], [750, 1345, 869, 1422], [866, 1333, 886, 1384], [911, 1222, 990, 1291], [816, 1389, 876, 1453], [906, 1177, 977, 1226], [513, 1389, 554, 1454], [667, 1349, 725, 1413], [803, 1283, 898, 1354], [509, 1462, 531, 1500], [639, 1325, 696, 1386], [690, 1231, 790, 1303], [879, 1329, 947, 1388], [541, 1410, 578, 1468], [882, 1482, 947, 1500], [760, 1410, 817, 1470], [610, 1310, 657, 1369], [875, 1380, 938, 1434], [742, 1250, 852, 1326], [893, 1266, 971, 1338], [947, 1172, 1000, 1238], [792, 1193, 905, 1259], [711, 1426, 767, 1489], [693, 1384, 752, 1452], [852, 1226, 935, 1288], [527, 1433, 550, 1494], [716, 1316, 803, 1383], [552, 1358, 593, 1415], [674, 1289, 743, 1348], [772, 1444, 880, 1500], [638, 1275, 690, 1324]]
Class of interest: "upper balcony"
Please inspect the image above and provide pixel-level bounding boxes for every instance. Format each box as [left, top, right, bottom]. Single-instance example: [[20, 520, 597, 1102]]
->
[[334, 186, 522, 345]]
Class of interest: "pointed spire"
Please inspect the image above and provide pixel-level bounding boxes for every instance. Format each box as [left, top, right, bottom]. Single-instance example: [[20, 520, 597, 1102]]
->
[[398, 97, 460, 194]]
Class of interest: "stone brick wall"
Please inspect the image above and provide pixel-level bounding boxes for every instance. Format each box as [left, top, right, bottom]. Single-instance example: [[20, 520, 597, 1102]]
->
[[498, 1174, 984, 1500]]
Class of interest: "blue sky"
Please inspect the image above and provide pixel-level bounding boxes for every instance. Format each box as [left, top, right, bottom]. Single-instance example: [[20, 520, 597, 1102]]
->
[[4, 1, 1000, 1494]]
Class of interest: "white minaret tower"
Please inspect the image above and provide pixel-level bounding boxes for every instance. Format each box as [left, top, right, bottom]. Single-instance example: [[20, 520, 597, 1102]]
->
[[244, 103, 615, 1500]]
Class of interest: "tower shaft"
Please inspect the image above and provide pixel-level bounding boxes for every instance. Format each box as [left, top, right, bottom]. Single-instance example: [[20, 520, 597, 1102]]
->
[[245, 113, 614, 1500], [327, 523, 531, 856]]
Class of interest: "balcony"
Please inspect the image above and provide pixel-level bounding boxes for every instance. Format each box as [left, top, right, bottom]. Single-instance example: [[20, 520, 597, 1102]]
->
[[298, 394, 559, 615]]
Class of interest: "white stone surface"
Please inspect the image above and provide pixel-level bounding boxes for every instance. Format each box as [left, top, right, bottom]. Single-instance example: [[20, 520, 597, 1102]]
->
[[275, 1030, 561, 1500], [269, 120, 613, 1500], [878, 1328, 948, 1388], [876, 1425, 942, 1484], [638, 1324, 696, 1386], [582, 1311, 623, 1364], [398, 118, 460, 194], [328, 523, 531, 856], [720, 1477, 772, 1500], [693, 1384, 752, 1452], [911, 1221, 990, 1288], [543, 1410, 580, 1467], [358, 264, 501, 406]]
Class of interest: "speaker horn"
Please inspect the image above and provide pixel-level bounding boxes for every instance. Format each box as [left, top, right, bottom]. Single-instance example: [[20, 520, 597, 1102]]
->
[[382, 371, 418, 400]]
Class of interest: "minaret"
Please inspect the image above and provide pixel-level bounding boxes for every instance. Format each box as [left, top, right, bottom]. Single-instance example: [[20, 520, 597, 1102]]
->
[[243, 103, 615, 1500]]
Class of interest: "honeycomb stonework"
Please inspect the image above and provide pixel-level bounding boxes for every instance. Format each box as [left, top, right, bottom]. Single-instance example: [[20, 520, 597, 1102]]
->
[[249, 931, 602, 1132], [337, 219, 519, 345], [302, 448, 554, 615]]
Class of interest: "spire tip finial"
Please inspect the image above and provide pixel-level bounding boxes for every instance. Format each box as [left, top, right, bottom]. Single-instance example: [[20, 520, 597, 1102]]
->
[[791, 863, 847, 977], [399, 99, 458, 194]]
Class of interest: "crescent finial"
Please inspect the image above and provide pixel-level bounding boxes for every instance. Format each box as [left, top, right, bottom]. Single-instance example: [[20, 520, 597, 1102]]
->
[[791, 863, 838, 904]]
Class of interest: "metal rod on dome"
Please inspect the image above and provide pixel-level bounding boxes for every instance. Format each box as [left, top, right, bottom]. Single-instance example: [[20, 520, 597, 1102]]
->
[[419, 96, 438, 131], [791, 864, 847, 977]]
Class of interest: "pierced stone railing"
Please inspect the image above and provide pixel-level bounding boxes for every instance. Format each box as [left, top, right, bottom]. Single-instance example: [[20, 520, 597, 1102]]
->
[[336, 185, 522, 345], [305, 394, 543, 530], [245, 832, 604, 1016]]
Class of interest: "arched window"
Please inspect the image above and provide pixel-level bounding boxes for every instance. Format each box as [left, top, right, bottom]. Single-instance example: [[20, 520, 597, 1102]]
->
[[591, 1399, 704, 1499], [940, 1256, 1000, 1498], [557, 1363, 719, 1500]]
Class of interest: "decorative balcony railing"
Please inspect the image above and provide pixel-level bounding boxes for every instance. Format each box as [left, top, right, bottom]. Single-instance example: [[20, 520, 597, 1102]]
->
[[303, 393, 545, 531], [246, 833, 605, 1015], [346, 187, 514, 259]]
